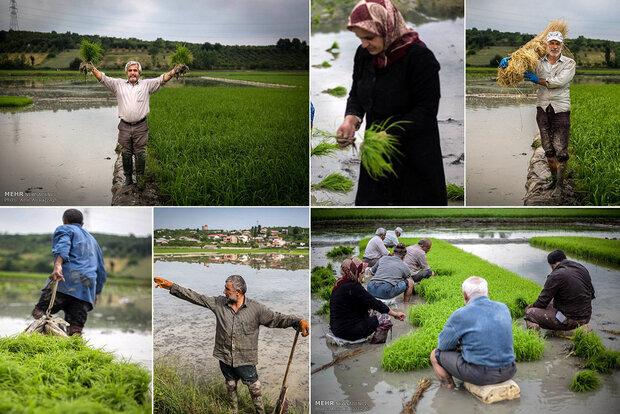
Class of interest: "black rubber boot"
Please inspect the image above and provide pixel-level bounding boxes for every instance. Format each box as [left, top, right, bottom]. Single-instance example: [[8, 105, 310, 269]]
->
[[135, 152, 146, 191], [122, 152, 134, 186]]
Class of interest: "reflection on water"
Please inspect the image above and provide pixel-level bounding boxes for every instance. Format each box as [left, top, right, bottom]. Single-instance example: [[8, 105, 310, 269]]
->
[[156, 252, 309, 270]]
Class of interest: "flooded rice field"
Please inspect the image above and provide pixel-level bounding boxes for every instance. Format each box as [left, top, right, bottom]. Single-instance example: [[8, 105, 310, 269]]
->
[[311, 18, 464, 205], [153, 253, 310, 403], [0, 283, 152, 366], [311, 227, 619, 413]]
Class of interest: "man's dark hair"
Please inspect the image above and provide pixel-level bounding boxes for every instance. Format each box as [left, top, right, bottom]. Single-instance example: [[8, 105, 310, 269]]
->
[[226, 274, 247, 294], [62, 209, 84, 225], [393, 243, 407, 258], [547, 250, 567, 265]]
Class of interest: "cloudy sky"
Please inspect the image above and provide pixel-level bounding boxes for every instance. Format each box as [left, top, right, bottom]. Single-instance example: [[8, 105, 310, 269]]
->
[[154, 208, 309, 230], [0, 208, 152, 236], [467, 0, 619, 41], [0, 0, 308, 45]]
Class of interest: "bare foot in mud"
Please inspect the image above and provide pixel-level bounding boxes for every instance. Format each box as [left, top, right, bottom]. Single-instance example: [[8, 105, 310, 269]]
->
[[440, 379, 455, 389], [526, 320, 540, 331]]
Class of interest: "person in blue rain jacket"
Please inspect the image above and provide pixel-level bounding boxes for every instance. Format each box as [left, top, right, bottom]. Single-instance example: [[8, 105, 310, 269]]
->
[[31, 209, 106, 336]]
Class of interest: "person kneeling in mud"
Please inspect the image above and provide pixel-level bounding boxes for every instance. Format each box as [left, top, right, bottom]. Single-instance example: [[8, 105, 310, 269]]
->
[[404, 238, 435, 283], [82, 60, 188, 190], [154, 274, 309, 414], [330, 257, 405, 343], [32, 209, 107, 336], [430, 277, 516, 388], [366, 244, 415, 303]]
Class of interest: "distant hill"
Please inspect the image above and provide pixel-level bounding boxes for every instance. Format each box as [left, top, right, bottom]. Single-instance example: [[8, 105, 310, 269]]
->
[[466, 28, 619, 68], [0, 30, 308, 71]]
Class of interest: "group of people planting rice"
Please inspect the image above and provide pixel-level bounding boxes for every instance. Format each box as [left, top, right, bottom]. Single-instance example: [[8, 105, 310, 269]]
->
[[328, 227, 597, 393]]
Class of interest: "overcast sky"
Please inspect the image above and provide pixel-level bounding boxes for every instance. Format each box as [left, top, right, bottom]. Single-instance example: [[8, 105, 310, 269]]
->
[[467, 0, 620, 41], [0, 208, 152, 236], [0, 0, 308, 45], [154, 208, 309, 230]]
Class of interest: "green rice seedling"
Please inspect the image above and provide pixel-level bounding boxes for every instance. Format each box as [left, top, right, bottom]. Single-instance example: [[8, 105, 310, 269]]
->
[[79, 39, 104, 65], [311, 264, 336, 294], [0, 333, 150, 413], [322, 86, 347, 97], [312, 172, 354, 193], [311, 140, 340, 157], [312, 60, 332, 68], [573, 327, 606, 360], [326, 246, 355, 259], [569, 370, 601, 392], [326, 41, 340, 52], [369, 238, 545, 371], [0, 96, 33, 107], [360, 119, 406, 180], [318, 286, 332, 301], [316, 301, 331, 316], [446, 183, 464, 201], [169, 44, 194, 66], [529, 236, 620, 268], [584, 349, 620, 374]]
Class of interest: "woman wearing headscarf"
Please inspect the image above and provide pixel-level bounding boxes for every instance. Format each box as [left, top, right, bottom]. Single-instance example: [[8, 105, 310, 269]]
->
[[330, 257, 405, 341], [336, 0, 447, 206]]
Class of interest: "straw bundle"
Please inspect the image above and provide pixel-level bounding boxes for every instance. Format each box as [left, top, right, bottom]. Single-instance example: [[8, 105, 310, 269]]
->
[[497, 19, 568, 87]]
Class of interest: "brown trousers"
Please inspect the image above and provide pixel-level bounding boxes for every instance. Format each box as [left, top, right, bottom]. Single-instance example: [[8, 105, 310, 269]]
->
[[536, 105, 570, 162], [117, 119, 149, 155], [525, 301, 588, 331]]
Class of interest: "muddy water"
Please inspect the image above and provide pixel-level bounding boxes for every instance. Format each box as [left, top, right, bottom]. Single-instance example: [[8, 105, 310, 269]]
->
[[153, 256, 309, 404], [311, 18, 464, 205], [0, 284, 152, 366], [311, 235, 620, 414]]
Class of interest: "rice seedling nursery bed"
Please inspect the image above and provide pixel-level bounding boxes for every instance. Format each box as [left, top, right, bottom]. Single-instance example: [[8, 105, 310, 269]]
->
[[148, 75, 308, 205], [311, 264, 336, 316], [529, 236, 620, 267], [0, 334, 150, 413], [0, 96, 33, 107], [357, 238, 545, 372], [326, 246, 355, 259]]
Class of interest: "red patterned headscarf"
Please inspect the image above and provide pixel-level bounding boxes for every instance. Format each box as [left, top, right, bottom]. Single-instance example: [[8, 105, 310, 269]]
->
[[333, 257, 367, 292], [347, 0, 425, 68]]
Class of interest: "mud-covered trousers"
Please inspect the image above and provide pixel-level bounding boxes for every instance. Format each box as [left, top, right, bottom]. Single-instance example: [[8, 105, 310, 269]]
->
[[33, 288, 91, 335], [536, 105, 570, 162]]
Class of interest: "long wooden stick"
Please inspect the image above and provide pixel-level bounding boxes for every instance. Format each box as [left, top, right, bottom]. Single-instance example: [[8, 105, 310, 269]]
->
[[45, 279, 59, 317], [311, 346, 370, 375], [272, 330, 300, 414]]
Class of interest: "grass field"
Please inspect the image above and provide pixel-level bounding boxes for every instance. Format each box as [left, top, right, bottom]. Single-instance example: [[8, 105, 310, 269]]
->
[[312, 208, 620, 222], [0, 334, 151, 413], [359, 238, 545, 372], [529, 236, 620, 267], [0, 271, 150, 286], [206, 71, 308, 87], [0, 96, 33, 107], [154, 246, 309, 255], [148, 73, 308, 205], [569, 84, 620, 205]]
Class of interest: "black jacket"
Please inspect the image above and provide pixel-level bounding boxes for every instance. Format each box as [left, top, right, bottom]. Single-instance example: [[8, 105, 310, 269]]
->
[[532, 259, 595, 321], [346, 43, 447, 206], [329, 280, 389, 339]]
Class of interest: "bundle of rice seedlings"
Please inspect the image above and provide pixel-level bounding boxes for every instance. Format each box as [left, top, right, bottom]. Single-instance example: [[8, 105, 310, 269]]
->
[[497, 19, 568, 87], [361, 119, 406, 180], [79, 39, 104, 65], [326, 245, 355, 258], [312, 172, 354, 193], [311, 140, 340, 157], [569, 370, 601, 392]]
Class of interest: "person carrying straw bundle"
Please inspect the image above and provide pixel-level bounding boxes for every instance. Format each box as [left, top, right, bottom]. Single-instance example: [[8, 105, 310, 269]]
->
[[498, 21, 576, 196]]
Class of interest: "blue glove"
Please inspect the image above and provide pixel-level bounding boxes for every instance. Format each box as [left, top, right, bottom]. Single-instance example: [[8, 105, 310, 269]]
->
[[498, 56, 510, 68], [524, 71, 539, 84]]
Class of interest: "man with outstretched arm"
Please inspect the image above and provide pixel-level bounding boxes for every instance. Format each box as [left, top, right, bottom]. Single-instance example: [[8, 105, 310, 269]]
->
[[81, 60, 188, 190], [154, 274, 309, 414]]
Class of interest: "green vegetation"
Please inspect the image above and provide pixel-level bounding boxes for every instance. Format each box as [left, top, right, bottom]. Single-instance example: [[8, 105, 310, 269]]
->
[[311, 265, 336, 316], [361, 120, 406, 180], [446, 183, 464, 201], [148, 77, 308, 205], [312, 208, 620, 222], [78, 39, 103, 64], [326, 42, 340, 52], [569, 370, 602, 392], [312, 61, 332, 68], [529, 236, 620, 267], [169, 44, 194, 66], [368, 238, 544, 372], [322, 86, 347, 97], [0, 95, 32, 107], [311, 140, 340, 157], [206, 71, 308, 87], [0, 271, 149, 287], [312, 173, 354, 193], [0, 334, 150, 413], [569, 84, 620, 205], [154, 247, 308, 255], [326, 246, 355, 259], [573, 327, 620, 374]]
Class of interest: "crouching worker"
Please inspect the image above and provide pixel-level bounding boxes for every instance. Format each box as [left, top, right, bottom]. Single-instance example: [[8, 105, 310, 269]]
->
[[404, 238, 435, 282], [330, 257, 405, 342], [524, 249, 595, 331], [32, 208, 107, 336], [154, 275, 309, 414], [430, 276, 516, 388], [367, 244, 415, 303]]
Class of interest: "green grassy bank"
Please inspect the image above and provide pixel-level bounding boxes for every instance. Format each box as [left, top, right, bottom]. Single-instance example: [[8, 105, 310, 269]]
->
[[529, 236, 620, 267]]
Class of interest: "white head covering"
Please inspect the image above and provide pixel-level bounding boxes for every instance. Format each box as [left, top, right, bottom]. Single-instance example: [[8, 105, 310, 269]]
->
[[124, 61, 142, 73], [395, 227, 403, 235], [546, 31, 564, 43]]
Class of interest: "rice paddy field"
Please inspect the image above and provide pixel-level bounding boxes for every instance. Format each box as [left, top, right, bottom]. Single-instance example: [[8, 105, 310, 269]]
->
[[529, 236, 620, 267], [310, 218, 620, 413], [147, 73, 308, 205]]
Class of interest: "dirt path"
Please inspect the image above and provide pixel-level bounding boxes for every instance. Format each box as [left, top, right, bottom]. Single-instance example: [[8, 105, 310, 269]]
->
[[111, 145, 161, 206], [200, 76, 295, 88]]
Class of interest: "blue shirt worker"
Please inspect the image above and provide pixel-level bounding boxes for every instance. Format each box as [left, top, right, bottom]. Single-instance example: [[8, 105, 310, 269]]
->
[[32, 209, 106, 336], [430, 276, 516, 388]]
